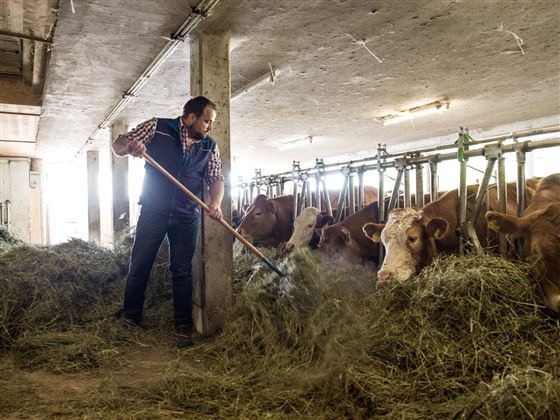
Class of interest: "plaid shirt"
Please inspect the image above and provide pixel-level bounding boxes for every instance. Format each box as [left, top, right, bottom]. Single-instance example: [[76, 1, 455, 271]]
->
[[120, 117, 224, 185]]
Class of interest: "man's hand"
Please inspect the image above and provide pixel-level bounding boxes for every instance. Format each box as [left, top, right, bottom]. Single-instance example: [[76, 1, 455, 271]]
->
[[126, 140, 146, 158], [207, 201, 223, 220]]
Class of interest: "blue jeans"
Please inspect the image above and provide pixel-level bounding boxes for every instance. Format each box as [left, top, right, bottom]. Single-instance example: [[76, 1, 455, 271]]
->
[[123, 207, 199, 328]]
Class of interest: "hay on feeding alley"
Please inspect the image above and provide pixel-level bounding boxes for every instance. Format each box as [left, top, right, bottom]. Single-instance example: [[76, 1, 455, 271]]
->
[[0, 237, 171, 372], [156, 250, 559, 419]]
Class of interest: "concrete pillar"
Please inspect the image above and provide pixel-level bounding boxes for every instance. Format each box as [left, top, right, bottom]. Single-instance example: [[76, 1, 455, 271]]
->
[[2, 159, 31, 242], [30, 158, 47, 244], [86, 151, 101, 242], [190, 32, 233, 335], [110, 121, 131, 241]]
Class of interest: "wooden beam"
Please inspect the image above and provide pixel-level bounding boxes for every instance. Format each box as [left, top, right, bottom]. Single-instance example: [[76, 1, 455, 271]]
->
[[0, 30, 53, 45]]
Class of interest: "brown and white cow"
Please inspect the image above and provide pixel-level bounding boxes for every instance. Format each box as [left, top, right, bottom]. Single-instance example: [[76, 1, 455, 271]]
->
[[238, 186, 378, 247], [317, 201, 382, 264], [237, 194, 294, 246], [317, 193, 435, 264], [363, 182, 529, 285], [284, 207, 334, 251], [486, 174, 560, 313]]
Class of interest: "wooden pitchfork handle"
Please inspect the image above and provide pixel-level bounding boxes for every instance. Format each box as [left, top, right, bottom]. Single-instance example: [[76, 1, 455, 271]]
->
[[143, 152, 284, 277]]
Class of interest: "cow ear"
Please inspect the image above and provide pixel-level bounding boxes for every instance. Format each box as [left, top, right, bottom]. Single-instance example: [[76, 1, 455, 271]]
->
[[486, 211, 520, 234], [426, 217, 448, 239], [340, 227, 352, 244], [316, 214, 334, 228], [315, 225, 328, 241], [363, 222, 384, 242], [267, 200, 278, 214]]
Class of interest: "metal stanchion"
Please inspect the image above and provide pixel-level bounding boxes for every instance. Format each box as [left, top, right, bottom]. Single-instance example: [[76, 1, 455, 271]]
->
[[428, 155, 439, 202], [291, 161, 300, 222], [497, 153, 508, 257], [457, 127, 469, 255], [316, 158, 333, 216], [415, 161, 425, 208], [377, 143, 387, 264], [404, 163, 411, 208], [347, 166, 355, 216], [388, 163, 404, 212], [357, 166, 365, 209], [335, 167, 350, 223]]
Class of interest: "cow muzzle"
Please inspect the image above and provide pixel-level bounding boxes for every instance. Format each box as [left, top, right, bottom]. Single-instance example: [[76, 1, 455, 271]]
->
[[377, 270, 392, 285], [284, 242, 295, 252]]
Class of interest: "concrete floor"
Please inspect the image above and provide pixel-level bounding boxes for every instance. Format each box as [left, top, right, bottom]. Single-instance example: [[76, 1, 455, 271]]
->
[[32, 0, 560, 173]]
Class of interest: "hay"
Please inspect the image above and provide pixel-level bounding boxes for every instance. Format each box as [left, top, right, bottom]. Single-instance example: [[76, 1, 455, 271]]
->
[[156, 251, 559, 419], [232, 240, 285, 294], [0, 225, 23, 251], [1, 234, 558, 418], [0, 237, 172, 372]]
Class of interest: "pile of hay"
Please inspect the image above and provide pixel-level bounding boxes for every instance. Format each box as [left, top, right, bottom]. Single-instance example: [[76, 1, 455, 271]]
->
[[155, 251, 559, 419], [1, 233, 558, 418], [232, 240, 285, 294], [0, 226, 23, 251], [0, 237, 172, 372]]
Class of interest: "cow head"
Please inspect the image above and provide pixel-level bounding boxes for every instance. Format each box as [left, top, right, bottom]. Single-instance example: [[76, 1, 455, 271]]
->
[[285, 208, 333, 252], [318, 224, 362, 261], [363, 208, 449, 284], [237, 195, 279, 242], [487, 203, 560, 313]]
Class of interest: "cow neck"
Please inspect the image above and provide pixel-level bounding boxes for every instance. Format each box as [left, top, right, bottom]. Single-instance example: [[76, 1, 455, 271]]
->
[[422, 189, 460, 252], [272, 195, 296, 240]]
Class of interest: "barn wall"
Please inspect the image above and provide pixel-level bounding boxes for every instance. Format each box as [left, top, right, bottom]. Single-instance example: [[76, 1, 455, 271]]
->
[[0, 157, 44, 244]]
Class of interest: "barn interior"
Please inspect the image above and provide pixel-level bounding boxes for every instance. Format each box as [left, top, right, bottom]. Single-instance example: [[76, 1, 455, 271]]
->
[[1, 0, 559, 418]]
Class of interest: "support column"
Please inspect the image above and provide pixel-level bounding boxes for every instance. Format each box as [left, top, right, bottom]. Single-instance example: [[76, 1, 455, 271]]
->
[[110, 121, 131, 241], [30, 158, 47, 244], [86, 151, 101, 241], [190, 32, 233, 335]]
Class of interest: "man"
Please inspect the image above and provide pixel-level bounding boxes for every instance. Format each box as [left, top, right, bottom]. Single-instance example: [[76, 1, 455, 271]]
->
[[112, 96, 224, 348]]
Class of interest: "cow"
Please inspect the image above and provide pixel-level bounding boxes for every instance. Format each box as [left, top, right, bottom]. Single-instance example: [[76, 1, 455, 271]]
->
[[317, 201, 381, 264], [238, 186, 377, 247], [237, 194, 294, 246], [316, 193, 434, 264], [284, 207, 333, 251], [486, 174, 560, 313], [363, 181, 533, 285]]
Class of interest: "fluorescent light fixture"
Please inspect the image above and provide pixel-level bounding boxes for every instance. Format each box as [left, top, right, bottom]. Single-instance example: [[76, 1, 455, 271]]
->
[[276, 135, 314, 151], [376, 100, 450, 126]]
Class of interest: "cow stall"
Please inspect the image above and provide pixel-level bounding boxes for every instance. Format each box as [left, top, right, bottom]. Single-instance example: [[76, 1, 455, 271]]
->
[[234, 125, 560, 260]]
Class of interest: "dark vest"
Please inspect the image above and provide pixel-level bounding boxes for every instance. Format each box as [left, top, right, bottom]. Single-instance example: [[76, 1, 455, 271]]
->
[[139, 117, 216, 217]]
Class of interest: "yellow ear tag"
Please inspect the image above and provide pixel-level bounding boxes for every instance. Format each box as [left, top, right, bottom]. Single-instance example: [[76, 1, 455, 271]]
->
[[371, 233, 381, 242], [488, 220, 499, 232]]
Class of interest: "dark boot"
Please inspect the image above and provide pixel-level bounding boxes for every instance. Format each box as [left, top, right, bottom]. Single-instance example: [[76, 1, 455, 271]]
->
[[175, 325, 194, 348]]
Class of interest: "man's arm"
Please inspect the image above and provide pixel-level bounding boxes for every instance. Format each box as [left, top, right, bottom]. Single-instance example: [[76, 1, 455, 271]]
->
[[207, 179, 225, 220], [205, 144, 225, 220], [112, 118, 156, 157]]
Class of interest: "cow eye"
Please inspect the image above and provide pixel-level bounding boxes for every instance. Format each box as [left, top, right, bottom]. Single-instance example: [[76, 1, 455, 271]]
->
[[407, 235, 417, 243], [307, 224, 314, 228], [255, 212, 262, 216]]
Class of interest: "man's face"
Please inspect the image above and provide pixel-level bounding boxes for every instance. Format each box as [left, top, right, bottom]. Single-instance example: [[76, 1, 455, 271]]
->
[[184, 106, 216, 140]]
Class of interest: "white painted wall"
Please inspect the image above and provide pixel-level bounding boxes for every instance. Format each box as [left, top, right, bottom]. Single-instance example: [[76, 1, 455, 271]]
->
[[0, 158, 39, 243]]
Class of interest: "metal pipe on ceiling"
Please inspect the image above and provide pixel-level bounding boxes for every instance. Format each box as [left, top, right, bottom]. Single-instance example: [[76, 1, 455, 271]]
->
[[75, 0, 220, 157]]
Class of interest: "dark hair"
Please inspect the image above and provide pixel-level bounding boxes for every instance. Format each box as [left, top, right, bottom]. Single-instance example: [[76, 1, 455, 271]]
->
[[182, 96, 217, 117]]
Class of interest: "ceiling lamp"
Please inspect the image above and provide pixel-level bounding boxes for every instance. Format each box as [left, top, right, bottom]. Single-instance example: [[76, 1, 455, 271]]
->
[[376, 100, 450, 126], [276, 135, 313, 152]]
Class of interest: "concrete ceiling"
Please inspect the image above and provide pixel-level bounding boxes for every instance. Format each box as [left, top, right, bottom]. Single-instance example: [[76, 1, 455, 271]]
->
[[0, 0, 57, 158], [5, 0, 560, 174]]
